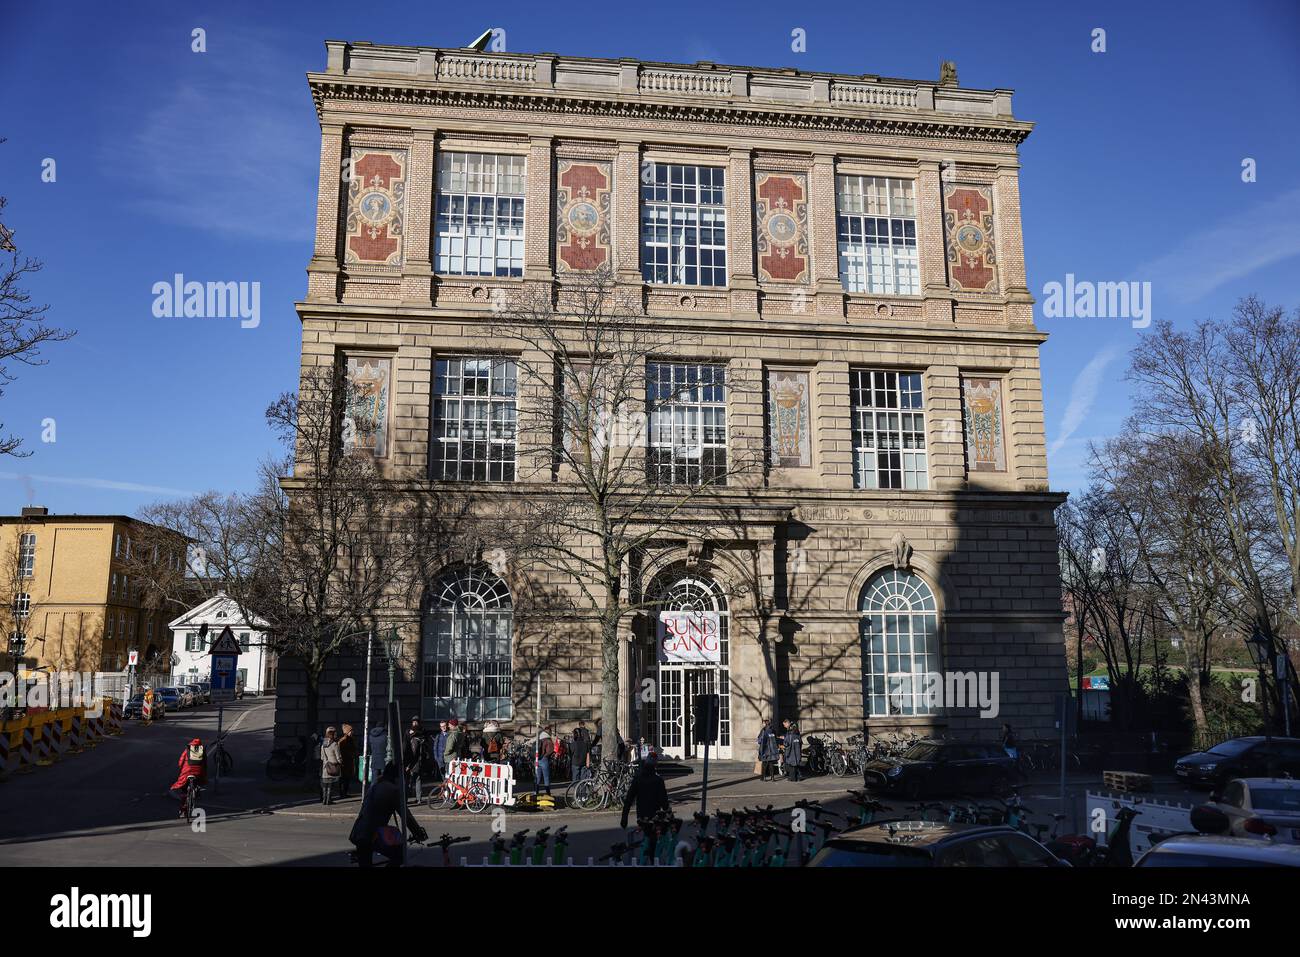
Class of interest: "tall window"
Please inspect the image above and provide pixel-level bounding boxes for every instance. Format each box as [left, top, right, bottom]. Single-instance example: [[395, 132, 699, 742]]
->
[[13, 593, 30, 619], [860, 570, 939, 717], [18, 533, 35, 578], [435, 152, 525, 277], [851, 370, 928, 489], [421, 567, 513, 721], [431, 357, 517, 481], [837, 176, 918, 295], [641, 163, 727, 286], [647, 362, 728, 486]]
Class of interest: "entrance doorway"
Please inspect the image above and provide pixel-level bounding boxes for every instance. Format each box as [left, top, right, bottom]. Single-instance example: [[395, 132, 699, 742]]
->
[[648, 574, 732, 759]]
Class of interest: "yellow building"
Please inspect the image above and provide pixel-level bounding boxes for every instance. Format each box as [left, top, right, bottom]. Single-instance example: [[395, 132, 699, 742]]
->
[[0, 507, 186, 673]]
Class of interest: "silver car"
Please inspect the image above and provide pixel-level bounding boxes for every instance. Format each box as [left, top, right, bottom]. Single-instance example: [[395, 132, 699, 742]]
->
[[1204, 778, 1300, 844], [1137, 833, 1300, 867]]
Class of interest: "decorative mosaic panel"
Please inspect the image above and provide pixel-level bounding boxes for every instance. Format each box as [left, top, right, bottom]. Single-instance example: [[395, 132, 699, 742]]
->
[[768, 369, 812, 468], [345, 149, 406, 267], [962, 376, 1006, 472], [343, 355, 391, 457], [555, 160, 612, 272], [755, 172, 809, 284], [943, 184, 998, 293]]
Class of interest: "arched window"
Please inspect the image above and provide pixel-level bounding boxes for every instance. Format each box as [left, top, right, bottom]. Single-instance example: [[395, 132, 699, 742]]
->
[[859, 570, 939, 717], [647, 573, 732, 756], [421, 566, 512, 721]]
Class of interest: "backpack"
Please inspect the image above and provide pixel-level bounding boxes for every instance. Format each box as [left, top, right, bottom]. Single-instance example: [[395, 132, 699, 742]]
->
[[487, 734, 501, 755]]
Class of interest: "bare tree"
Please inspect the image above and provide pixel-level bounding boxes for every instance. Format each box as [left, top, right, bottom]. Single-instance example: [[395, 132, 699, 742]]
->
[[0, 143, 76, 457], [486, 266, 764, 750], [1128, 301, 1300, 725]]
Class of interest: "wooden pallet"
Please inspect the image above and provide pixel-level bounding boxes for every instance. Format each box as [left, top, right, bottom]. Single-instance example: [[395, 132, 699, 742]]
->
[[1103, 770, 1153, 793]]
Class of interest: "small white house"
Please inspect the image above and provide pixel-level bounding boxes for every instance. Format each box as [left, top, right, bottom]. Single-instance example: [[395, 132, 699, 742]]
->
[[169, 593, 276, 695]]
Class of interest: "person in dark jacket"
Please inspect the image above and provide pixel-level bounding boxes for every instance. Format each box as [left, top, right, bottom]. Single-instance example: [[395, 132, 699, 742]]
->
[[433, 720, 449, 781], [781, 719, 803, 782], [338, 724, 359, 798], [570, 720, 592, 781], [404, 718, 427, 793], [620, 754, 672, 829], [756, 719, 780, 781], [349, 762, 427, 867]]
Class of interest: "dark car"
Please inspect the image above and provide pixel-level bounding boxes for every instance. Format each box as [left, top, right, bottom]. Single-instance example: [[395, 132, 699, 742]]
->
[[807, 820, 1066, 867], [186, 683, 209, 705], [1174, 736, 1300, 789], [153, 687, 185, 711], [861, 739, 1015, 798], [123, 693, 166, 720]]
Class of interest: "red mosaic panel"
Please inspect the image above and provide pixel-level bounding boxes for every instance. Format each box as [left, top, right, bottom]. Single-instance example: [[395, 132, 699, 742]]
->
[[345, 149, 406, 267], [556, 160, 612, 272], [755, 172, 809, 283], [944, 184, 997, 292]]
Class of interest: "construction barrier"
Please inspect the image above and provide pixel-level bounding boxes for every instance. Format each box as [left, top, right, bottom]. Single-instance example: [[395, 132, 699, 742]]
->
[[0, 728, 9, 775], [106, 700, 123, 735], [444, 759, 516, 807], [0, 699, 123, 778], [68, 712, 83, 753]]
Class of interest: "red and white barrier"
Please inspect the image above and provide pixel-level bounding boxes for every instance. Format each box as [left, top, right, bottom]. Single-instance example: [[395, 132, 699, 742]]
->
[[444, 759, 516, 807]]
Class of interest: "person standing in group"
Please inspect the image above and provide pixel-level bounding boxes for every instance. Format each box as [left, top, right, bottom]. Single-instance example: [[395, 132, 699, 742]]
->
[[338, 724, 359, 799], [591, 718, 603, 765], [781, 719, 803, 783], [404, 717, 427, 794], [320, 726, 343, 805], [483, 721, 505, 763], [756, 719, 780, 782], [534, 725, 553, 795], [570, 720, 592, 781], [433, 720, 449, 782], [442, 719, 463, 773]]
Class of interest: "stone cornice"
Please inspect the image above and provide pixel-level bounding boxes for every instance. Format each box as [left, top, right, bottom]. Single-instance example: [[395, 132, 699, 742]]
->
[[307, 43, 1033, 147]]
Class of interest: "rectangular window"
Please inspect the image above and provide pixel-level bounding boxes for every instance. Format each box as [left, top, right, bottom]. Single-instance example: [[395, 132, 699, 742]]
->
[[435, 152, 525, 277], [114, 533, 123, 558], [641, 163, 728, 287], [106, 616, 114, 641], [13, 593, 30, 619], [187, 631, 198, 652], [431, 357, 518, 481], [18, 533, 35, 578], [146, 620, 153, 642], [851, 370, 928, 490], [836, 176, 918, 295], [110, 573, 118, 598], [238, 632, 250, 652], [646, 362, 728, 486]]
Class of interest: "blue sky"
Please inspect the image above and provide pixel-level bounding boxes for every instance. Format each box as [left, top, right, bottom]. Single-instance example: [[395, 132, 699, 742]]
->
[[1, 0, 1297, 513]]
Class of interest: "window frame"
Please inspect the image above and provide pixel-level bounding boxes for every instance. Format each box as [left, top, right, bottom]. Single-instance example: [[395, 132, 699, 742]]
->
[[860, 569, 941, 718], [850, 369, 929, 490], [646, 361, 729, 487], [836, 175, 919, 296], [421, 566, 514, 721], [434, 151, 526, 278], [640, 162, 728, 288], [18, 533, 35, 578], [430, 356, 519, 482]]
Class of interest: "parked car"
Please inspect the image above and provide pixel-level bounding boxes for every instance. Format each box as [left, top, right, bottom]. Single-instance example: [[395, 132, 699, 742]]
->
[[861, 739, 1016, 798], [1197, 778, 1300, 844], [1174, 736, 1300, 789], [186, 683, 209, 705], [195, 682, 212, 703], [123, 693, 166, 720], [153, 687, 186, 711], [808, 820, 1066, 867], [1135, 833, 1300, 867]]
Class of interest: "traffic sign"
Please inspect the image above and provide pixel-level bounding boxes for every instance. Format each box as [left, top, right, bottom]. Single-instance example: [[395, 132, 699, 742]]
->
[[208, 626, 242, 656], [128, 650, 139, 667]]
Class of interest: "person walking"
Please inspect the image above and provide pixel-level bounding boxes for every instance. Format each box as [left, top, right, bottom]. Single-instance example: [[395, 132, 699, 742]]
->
[[756, 719, 780, 782], [570, 720, 592, 781], [619, 753, 672, 830], [320, 726, 343, 805], [348, 762, 428, 867], [781, 719, 803, 783], [404, 718, 427, 795], [338, 724, 359, 799]]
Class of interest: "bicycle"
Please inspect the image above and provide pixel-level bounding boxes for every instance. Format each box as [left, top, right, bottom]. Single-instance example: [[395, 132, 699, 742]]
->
[[428, 777, 491, 813], [180, 775, 202, 823], [209, 734, 234, 775]]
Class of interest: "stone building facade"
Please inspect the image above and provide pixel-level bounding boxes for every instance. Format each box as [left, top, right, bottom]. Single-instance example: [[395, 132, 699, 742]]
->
[[275, 40, 1068, 759]]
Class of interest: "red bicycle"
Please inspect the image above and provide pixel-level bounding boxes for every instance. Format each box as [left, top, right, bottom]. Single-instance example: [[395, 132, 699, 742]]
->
[[429, 777, 490, 813]]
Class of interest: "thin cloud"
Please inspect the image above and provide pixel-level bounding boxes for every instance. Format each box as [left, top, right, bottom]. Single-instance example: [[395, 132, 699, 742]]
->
[[1139, 185, 1300, 304], [103, 29, 317, 243], [0, 471, 193, 497], [1048, 348, 1120, 457]]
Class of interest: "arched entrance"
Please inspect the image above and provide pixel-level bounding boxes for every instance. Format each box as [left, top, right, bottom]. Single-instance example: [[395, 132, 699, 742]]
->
[[646, 573, 732, 759], [859, 569, 940, 718]]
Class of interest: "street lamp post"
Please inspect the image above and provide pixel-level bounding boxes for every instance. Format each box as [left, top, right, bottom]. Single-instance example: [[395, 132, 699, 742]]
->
[[382, 627, 402, 767]]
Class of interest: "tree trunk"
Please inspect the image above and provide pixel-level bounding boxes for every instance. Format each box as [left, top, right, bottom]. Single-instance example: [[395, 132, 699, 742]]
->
[[1181, 628, 1208, 733], [600, 611, 621, 760]]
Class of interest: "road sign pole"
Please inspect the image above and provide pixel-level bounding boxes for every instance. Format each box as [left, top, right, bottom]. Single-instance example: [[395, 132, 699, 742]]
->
[[214, 701, 223, 794]]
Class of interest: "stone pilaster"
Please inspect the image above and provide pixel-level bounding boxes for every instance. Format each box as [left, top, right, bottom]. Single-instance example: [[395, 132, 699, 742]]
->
[[994, 166, 1034, 325], [814, 360, 853, 489], [918, 161, 955, 325], [401, 130, 435, 304], [728, 356, 765, 488], [524, 135, 554, 287], [926, 363, 965, 490], [809, 153, 844, 318], [307, 123, 345, 302], [727, 148, 759, 319], [613, 141, 643, 288]]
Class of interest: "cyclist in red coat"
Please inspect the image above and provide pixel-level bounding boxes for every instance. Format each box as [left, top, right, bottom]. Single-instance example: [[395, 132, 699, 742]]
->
[[170, 738, 208, 801]]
